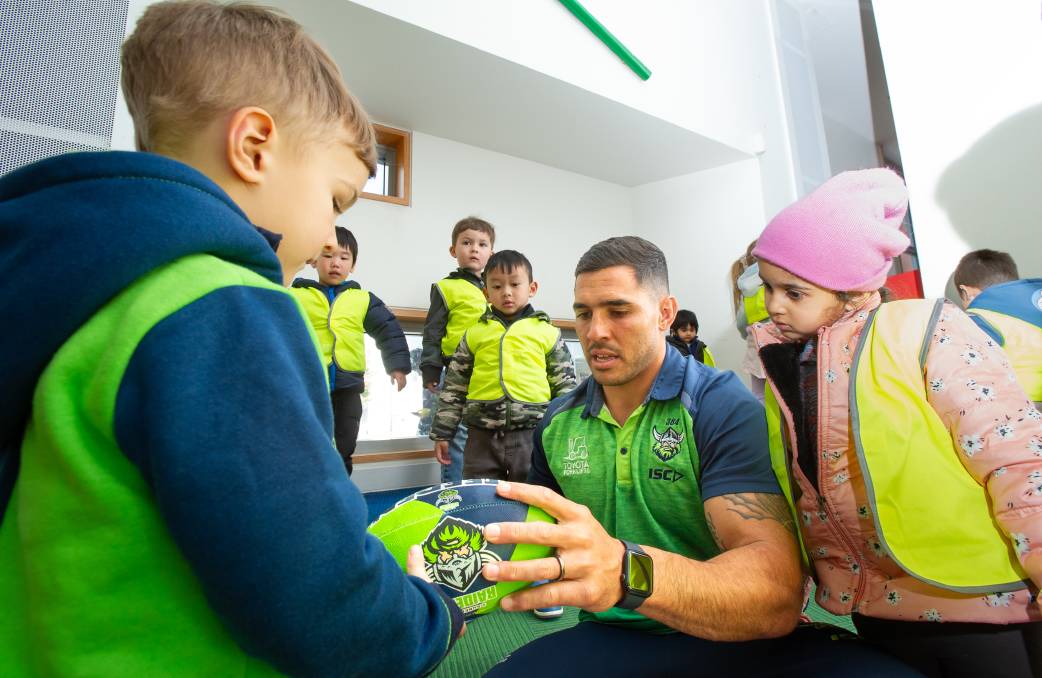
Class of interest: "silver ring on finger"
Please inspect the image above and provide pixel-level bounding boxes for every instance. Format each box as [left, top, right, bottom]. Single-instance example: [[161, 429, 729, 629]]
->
[[550, 553, 565, 582]]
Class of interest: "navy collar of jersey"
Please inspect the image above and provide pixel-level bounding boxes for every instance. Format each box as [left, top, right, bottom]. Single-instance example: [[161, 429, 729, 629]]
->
[[582, 343, 687, 419]]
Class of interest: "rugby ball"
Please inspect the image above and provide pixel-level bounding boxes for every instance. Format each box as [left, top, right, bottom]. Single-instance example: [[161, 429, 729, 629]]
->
[[368, 479, 555, 619]]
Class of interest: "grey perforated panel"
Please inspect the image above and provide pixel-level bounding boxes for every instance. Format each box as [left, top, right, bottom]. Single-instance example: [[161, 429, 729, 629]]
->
[[0, 129, 94, 176], [0, 0, 129, 174]]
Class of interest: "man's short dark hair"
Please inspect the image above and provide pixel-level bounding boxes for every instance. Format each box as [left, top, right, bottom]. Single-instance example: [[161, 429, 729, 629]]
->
[[451, 217, 496, 247], [483, 250, 533, 282], [671, 310, 698, 334], [953, 249, 1019, 290], [574, 236, 669, 293], [335, 226, 358, 262]]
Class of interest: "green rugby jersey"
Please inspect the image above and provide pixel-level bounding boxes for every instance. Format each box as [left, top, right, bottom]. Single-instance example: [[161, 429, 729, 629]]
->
[[529, 346, 780, 632]]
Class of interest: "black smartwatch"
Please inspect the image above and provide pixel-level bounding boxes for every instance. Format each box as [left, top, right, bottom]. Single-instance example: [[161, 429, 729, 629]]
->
[[616, 539, 653, 610]]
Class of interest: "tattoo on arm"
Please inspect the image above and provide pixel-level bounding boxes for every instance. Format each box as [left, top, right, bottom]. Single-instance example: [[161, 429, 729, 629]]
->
[[706, 512, 725, 549], [723, 493, 796, 536]]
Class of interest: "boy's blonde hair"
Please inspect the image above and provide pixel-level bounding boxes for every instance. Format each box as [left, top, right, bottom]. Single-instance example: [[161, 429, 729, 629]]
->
[[121, 0, 376, 173]]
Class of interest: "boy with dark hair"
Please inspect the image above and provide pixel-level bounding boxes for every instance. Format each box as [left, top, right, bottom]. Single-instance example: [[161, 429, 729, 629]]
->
[[291, 226, 410, 474], [667, 309, 716, 366], [421, 216, 495, 482], [431, 249, 576, 481], [954, 249, 1042, 408], [0, 2, 462, 674], [953, 248, 1020, 305]]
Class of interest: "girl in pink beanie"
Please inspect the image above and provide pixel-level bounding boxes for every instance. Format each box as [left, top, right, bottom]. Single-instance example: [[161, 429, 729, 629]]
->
[[750, 168, 1042, 677]]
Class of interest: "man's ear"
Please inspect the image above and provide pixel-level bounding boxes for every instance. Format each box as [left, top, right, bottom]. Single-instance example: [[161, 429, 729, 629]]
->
[[225, 106, 278, 184], [660, 295, 678, 331]]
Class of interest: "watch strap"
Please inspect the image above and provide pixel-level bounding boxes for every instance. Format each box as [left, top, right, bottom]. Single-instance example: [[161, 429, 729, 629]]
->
[[616, 539, 652, 610]]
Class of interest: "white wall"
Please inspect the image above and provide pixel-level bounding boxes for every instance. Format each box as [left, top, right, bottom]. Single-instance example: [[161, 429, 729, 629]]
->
[[822, 115, 878, 174], [873, 1, 1042, 294], [347, 0, 798, 221], [327, 131, 632, 319], [634, 159, 768, 375]]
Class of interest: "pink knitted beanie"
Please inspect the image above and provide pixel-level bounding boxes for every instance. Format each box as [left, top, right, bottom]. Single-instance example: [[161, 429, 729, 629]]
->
[[752, 168, 910, 292]]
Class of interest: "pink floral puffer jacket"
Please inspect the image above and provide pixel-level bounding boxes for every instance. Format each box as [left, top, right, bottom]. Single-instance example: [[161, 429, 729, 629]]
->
[[752, 295, 1042, 624]]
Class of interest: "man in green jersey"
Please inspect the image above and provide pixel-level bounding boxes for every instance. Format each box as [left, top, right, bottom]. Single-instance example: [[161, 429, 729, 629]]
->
[[481, 237, 917, 676]]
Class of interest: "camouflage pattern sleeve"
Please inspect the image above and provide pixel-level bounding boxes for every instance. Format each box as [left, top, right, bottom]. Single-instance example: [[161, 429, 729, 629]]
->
[[430, 335, 474, 440], [546, 334, 577, 398]]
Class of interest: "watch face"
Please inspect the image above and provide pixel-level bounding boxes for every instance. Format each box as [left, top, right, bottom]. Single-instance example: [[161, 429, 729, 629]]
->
[[626, 551, 654, 596]]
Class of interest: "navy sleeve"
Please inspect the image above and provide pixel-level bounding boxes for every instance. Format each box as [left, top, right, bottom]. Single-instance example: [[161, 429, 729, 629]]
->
[[113, 286, 462, 677], [420, 284, 448, 385], [363, 292, 411, 375], [691, 370, 781, 501], [526, 397, 569, 494]]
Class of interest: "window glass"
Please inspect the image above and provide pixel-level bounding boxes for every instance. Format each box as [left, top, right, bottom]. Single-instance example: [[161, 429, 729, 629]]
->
[[357, 332, 432, 441], [565, 339, 590, 383], [362, 143, 398, 197], [357, 333, 587, 444]]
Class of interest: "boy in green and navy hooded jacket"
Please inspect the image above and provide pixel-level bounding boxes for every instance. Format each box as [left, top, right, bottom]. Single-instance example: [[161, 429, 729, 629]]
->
[[0, 2, 462, 676], [291, 226, 410, 474]]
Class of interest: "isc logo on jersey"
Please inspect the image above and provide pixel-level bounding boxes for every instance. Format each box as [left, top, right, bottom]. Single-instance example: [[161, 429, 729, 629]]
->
[[648, 467, 685, 483]]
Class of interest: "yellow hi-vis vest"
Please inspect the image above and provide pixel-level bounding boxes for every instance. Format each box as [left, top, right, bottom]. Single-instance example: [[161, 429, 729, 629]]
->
[[290, 285, 369, 372], [743, 286, 769, 325], [701, 345, 716, 368], [968, 308, 1042, 403], [436, 277, 488, 358], [767, 299, 1029, 593], [465, 315, 560, 404]]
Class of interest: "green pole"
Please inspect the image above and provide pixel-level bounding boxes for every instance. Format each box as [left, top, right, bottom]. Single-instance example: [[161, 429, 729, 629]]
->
[[558, 0, 652, 81]]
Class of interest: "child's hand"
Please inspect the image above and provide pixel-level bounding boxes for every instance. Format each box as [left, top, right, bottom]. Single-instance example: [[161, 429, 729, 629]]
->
[[390, 370, 408, 392], [406, 545, 431, 582], [406, 544, 467, 639], [433, 440, 451, 465], [425, 381, 439, 393]]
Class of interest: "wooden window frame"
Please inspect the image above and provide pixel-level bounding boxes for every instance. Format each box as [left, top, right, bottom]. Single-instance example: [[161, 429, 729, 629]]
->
[[361, 123, 411, 207]]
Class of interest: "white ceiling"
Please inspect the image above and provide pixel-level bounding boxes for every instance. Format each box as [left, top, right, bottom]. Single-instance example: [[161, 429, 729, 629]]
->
[[272, 0, 751, 187]]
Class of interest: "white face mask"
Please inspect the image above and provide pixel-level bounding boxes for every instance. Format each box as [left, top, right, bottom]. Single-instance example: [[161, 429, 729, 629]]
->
[[738, 261, 762, 296]]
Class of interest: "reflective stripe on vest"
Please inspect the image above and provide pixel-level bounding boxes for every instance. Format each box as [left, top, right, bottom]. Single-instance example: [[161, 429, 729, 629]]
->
[[743, 287, 769, 325], [764, 299, 1029, 591], [465, 316, 560, 403], [437, 278, 487, 358], [850, 299, 1028, 592], [763, 384, 809, 567], [968, 308, 1042, 402], [290, 286, 368, 372]]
